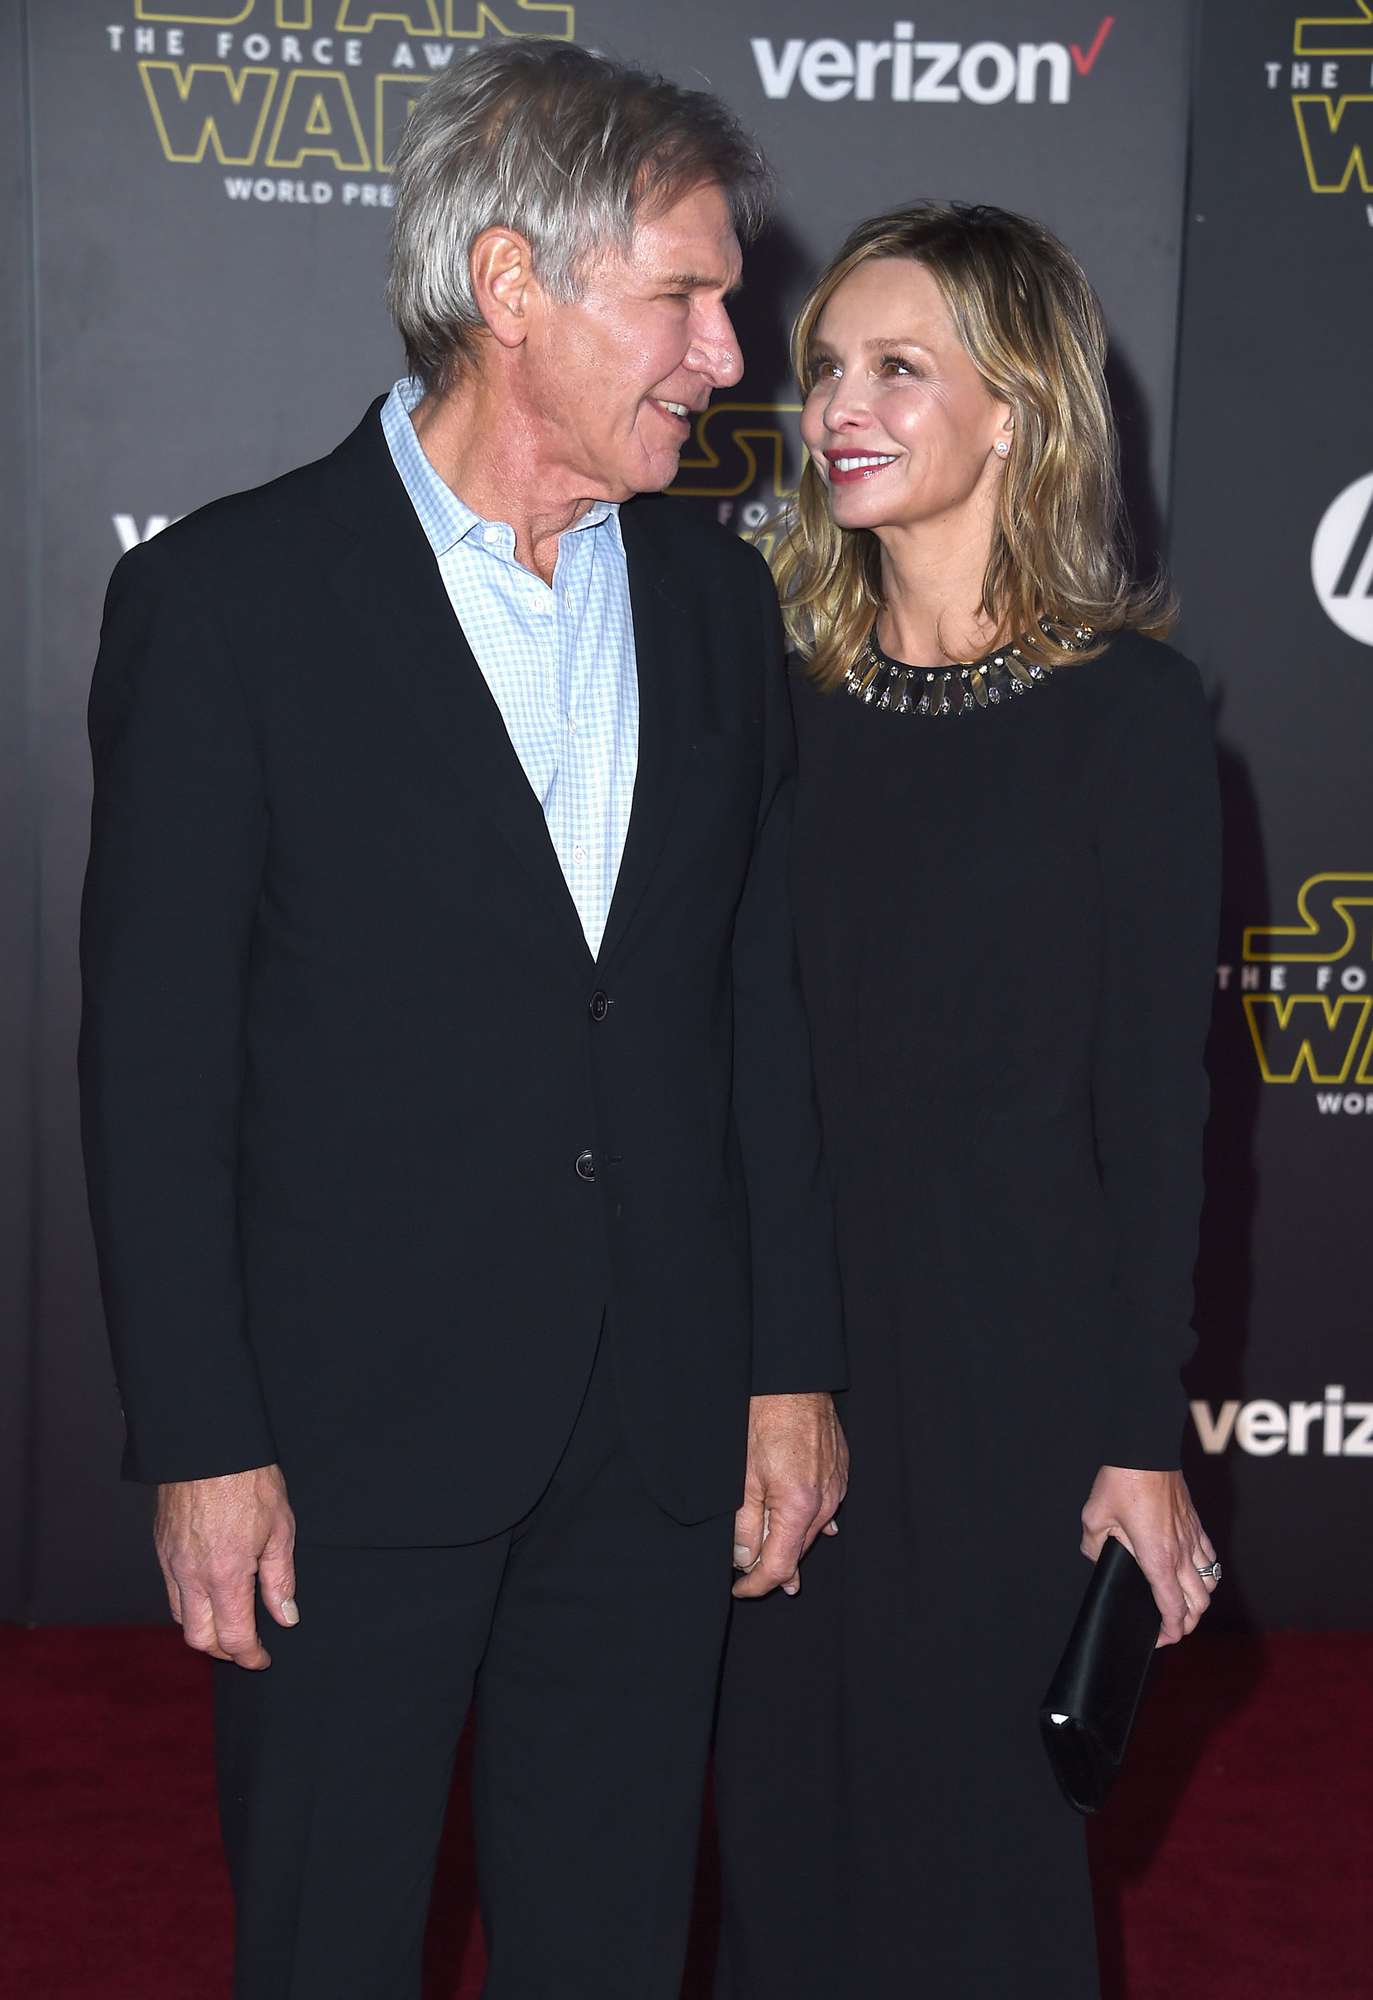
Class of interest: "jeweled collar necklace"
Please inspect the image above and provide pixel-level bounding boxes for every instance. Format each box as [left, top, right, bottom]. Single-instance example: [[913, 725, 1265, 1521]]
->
[[842, 620, 1093, 718]]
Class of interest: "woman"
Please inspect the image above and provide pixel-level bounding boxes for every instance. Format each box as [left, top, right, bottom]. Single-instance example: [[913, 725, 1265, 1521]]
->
[[714, 203, 1221, 1998]]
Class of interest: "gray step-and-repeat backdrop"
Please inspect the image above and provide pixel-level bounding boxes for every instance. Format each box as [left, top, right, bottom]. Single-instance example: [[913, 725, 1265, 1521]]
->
[[1173, 0, 1373, 1632], [3, 0, 1365, 1625]]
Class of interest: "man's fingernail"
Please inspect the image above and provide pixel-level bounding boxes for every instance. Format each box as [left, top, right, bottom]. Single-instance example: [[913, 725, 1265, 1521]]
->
[[280, 1598, 299, 1625], [783, 1579, 800, 1596], [733, 1545, 751, 1568], [823, 1520, 840, 1536]]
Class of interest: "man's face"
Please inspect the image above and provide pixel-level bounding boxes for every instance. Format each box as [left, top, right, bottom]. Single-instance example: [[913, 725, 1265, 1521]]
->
[[522, 180, 745, 499]]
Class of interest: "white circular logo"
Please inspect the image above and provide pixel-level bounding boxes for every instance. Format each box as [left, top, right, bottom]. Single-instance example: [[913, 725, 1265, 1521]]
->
[[1312, 473, 1373, 646]]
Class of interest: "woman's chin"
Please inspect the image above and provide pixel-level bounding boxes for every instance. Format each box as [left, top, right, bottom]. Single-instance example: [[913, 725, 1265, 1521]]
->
[[828, 492, 899, 534]]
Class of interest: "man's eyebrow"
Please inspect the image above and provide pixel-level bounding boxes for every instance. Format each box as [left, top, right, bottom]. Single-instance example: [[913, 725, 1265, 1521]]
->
[[659, 270, 744, 295]]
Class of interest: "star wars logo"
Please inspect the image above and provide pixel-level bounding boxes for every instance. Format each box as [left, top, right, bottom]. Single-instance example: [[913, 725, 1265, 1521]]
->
[[1263, 4, 1373, 231], [104, 2, 574, 206], [120, 403, 805, 553], [667, 402, 803, 554], [1217, 873, 1373, 1114]]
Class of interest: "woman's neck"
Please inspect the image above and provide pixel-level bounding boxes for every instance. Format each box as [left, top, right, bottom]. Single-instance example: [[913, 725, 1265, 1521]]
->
[[872, 511, 1002, 668]]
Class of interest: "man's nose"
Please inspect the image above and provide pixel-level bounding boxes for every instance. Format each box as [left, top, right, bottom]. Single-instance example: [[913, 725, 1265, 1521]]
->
[[690, 303, 744, 389]]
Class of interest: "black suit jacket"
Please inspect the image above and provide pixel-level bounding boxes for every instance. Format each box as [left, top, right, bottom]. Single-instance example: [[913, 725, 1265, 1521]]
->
[[79, 401, 844, 1543]]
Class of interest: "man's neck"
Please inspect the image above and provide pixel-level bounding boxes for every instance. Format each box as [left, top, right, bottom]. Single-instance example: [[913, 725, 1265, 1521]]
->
[[408, 379, 607, 586]]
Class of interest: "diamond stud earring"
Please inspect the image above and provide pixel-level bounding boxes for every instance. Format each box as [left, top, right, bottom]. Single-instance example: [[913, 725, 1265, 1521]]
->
[[994, 438, 1011, 457]]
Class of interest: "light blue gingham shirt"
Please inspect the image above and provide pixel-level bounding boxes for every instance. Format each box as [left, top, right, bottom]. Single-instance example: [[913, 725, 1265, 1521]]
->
[[380, 377, 639, 959]]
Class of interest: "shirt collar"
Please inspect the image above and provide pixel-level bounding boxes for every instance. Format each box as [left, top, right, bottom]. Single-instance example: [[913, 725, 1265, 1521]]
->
[[380, 377, 623, 559]]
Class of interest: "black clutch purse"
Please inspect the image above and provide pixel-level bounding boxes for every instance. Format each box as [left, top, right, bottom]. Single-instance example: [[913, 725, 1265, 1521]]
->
[[1038, 1537, 1160, 1814]]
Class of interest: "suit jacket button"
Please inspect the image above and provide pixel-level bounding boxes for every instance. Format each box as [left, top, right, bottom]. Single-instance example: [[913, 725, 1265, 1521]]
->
[[575, 1150, 596, 1181], [589, 990, 610, 1022]]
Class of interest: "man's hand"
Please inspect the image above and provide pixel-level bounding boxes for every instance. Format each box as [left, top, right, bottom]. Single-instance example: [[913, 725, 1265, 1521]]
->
[[154, 1463, 297, 1670], [1081, 1464, 1219, 1648], [732, 1392, 848, 1600]]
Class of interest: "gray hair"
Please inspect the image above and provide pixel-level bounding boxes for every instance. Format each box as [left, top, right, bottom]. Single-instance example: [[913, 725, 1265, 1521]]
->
[[386, 39, 772, 393]]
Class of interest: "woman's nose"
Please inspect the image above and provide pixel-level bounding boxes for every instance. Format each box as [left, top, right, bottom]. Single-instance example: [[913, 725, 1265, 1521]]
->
[[820, 379, 870, 431]]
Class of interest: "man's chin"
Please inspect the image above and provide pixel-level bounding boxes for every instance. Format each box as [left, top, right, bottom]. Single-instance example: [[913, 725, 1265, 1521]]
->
[[584, 453, 671, 503], [625, 445, 685, 497]]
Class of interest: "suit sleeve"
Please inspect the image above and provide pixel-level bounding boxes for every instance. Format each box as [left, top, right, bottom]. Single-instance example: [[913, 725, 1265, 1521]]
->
[[79, 544, 276, 1483], [730, 551, 846, 1395], [1091, 649, 1220, 1469]]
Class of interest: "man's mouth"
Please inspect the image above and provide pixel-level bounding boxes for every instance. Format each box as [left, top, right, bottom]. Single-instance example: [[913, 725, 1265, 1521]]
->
[[649, 398, 694, 432], [826, 452, 899, 485]]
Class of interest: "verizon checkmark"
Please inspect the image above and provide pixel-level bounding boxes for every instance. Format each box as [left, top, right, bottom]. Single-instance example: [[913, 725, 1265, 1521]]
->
[[1071, 15, 1115, 76]]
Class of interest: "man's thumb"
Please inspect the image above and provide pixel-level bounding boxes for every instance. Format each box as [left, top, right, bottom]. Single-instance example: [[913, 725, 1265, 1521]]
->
[[733, 1498, 765, 1571], [259, 1544, 298, 1627]]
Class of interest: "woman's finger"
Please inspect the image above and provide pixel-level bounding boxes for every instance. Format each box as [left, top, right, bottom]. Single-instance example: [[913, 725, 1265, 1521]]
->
[[1079, 1521, 1117, 1562], [1146, 1562, 1190, 1645], [1176, 1568, 1211, 1629], [1189, 1518, 1221, 1591]]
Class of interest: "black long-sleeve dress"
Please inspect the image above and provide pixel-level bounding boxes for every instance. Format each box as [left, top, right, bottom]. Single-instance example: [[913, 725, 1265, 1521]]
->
[[714, 627, 1220, 1999]]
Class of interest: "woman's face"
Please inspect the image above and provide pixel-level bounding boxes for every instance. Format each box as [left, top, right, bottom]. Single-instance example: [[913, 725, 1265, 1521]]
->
[[800, 257, 1011, 538]]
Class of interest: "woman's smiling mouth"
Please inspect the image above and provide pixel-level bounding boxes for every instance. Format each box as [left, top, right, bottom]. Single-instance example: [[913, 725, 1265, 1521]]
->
[[825, 451, 899, 483]]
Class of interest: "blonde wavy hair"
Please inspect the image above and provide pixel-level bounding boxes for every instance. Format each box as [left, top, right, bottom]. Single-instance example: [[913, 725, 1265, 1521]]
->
[[773, 201, 1174, 686]]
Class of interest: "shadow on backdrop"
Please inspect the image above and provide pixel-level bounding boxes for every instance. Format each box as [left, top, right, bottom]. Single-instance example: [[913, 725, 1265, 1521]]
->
[[1092, 709, 1270, 1997], [1105, 344, 1165, 590]]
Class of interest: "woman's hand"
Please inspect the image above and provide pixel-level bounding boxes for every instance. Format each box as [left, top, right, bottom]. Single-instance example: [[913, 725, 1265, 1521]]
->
[[1080, 1465, 1219, 1648]]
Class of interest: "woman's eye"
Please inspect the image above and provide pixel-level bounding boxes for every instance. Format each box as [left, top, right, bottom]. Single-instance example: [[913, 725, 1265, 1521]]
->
[[880, 355, 914, 376], [812, 361, 840, 381]]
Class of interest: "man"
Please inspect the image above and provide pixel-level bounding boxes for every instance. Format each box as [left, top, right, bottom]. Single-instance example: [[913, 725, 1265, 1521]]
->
[[80, 39, 845, 2000]]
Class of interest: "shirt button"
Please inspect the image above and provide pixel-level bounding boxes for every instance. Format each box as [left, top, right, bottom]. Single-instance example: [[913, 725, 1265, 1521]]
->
[[589, 991, 609, 1023], [572, 842, 587, 864], [482, 526, 500, 546], [575, 1150, 596, 1181]]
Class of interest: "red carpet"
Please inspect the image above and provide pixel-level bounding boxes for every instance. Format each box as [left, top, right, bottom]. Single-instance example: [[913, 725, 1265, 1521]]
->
[[2, 1627, 1368, 1997]]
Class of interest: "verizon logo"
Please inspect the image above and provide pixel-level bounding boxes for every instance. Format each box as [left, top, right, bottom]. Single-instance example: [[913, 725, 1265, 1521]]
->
[[1191, 1388, 1373, 1458], [751, 15, 1113, 103]]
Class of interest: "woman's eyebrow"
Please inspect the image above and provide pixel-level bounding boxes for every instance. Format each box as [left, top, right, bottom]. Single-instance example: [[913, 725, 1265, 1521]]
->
[[859, 335, 934, 354]]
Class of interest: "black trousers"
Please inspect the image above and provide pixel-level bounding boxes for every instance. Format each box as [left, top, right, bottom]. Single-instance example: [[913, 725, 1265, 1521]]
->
[[214, 1333, 735, 1998]]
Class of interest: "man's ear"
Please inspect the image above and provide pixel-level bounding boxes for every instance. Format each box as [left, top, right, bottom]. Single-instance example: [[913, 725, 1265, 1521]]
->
[[470, 227, 536, 352]]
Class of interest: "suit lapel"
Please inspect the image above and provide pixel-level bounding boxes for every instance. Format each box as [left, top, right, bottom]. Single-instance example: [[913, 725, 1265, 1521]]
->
[[596, 501, 691, 970], [321, 403, 591, 964]]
